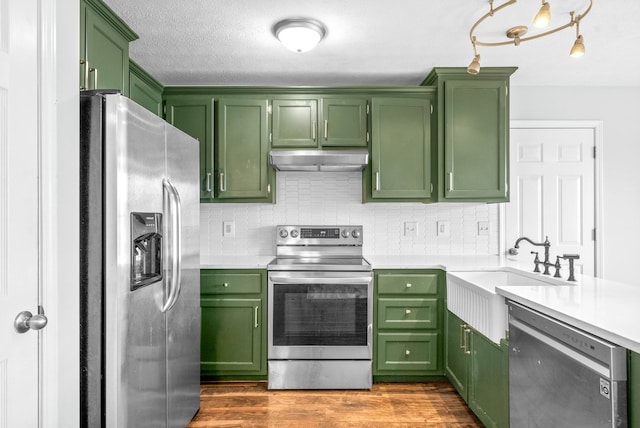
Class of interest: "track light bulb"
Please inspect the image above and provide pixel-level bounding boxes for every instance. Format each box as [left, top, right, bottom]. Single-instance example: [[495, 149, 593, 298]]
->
[[570, 35, 585, 57], [533, 2, 551, 28], [467, 54, 481, 75]]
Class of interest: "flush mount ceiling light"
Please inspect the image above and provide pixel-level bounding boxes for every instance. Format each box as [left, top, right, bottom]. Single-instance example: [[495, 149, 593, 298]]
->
[[467, 0, 593, 75], [274, 18, 326, 53]]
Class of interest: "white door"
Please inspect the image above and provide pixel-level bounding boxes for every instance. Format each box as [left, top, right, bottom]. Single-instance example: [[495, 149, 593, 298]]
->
[[506, 123, 598, 278], [0, 0, 41, 426]]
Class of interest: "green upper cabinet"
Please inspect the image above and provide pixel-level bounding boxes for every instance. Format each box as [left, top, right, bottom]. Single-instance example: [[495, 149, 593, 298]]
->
[[272, 98, 318, 148], [423, 67, 516, 203], [321, 97, 368, 147], [366, 96, 434, 202], [165, 95, 215, 201], [216, 97, 273, 201], [272, 96, 368, 148], [80, 0, 138, 95], [129, 61, 163, 116]]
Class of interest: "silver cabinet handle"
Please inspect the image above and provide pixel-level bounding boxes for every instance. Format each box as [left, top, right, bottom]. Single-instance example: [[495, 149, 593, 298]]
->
[[448, 172, 453, 191], [254, 306, 259, 328], [14, 309, 48, 333], [219, 172, 226, 192], [406, 283, 412, 288], [312, 120, 316, 141], [405, 349, 411, 356], [405, 309, 411, 315], [223, 282, 229, 288], [324, 119, 328, 140], [162, 179, 182, 313], [464, 327, 472, 355], [375, 172, 380, 191], [459, 324, 465, 349], [89, 67, 98, 89], [80, 59, 89, 90], [206, 172, 212, 192]]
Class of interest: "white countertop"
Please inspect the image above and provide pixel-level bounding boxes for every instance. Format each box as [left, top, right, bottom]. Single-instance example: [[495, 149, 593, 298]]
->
[[200, 254, 640, 353]]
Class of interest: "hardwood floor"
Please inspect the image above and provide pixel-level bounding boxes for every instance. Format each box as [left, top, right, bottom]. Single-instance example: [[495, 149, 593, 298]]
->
[[188, 381, 483, 427]]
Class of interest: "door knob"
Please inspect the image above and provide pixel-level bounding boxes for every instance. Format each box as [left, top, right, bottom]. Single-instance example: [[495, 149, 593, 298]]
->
[[14, 310, 48, 334]]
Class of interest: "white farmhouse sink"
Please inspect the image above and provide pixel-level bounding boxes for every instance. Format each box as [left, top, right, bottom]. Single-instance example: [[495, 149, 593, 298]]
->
[[446, 270, 570, 344]]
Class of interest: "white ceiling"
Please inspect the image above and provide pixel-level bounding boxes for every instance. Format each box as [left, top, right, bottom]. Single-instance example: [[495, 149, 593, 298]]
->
[[103, 0, 640, 87]]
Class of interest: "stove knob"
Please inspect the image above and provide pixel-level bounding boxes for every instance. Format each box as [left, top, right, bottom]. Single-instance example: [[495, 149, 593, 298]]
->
[[352, 229, 361, 238], [279, 229, 289, 238], [290, 230, 299, 238], [341, 229, 350, 238]]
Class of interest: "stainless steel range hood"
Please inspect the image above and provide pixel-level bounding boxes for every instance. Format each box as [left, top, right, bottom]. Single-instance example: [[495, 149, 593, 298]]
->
[[268, 149, 369, 172]]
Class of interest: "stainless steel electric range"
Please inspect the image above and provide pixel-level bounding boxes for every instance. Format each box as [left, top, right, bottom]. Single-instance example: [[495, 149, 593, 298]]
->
[[267, 225, 373, 390]]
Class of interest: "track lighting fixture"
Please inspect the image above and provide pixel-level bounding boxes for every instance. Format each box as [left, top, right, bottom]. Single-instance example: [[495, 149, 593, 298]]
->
[[467, 0, 593, 74]]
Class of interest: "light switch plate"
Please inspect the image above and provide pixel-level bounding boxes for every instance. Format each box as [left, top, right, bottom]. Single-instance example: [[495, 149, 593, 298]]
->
[[404, 221, 418, 237], [223, 221, 235, 237], [477, 221, 490, 236], [437, 221, 450, 237]]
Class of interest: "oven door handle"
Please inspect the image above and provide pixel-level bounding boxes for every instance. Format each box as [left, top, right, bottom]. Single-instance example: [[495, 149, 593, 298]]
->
[[269, 275, 372, 285]]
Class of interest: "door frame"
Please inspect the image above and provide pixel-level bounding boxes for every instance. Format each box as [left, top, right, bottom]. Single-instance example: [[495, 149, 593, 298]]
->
[[40, 0, 80, 426], [500, 120, 604, 277]]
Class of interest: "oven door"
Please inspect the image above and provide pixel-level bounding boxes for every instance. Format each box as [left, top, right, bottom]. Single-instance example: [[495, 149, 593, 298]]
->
[[268, 271, 373, 360]]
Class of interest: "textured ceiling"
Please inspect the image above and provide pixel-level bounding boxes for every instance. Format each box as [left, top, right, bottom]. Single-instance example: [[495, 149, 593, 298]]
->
[[103, 0, 640, 87]]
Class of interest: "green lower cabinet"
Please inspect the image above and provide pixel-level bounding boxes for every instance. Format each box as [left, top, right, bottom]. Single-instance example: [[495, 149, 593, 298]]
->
[[376, 332, 439, 372], [200, 269, 267, 380], [373, 270, 444, 379], [630, 351, 640, 427], [446, 310, 508, 428]]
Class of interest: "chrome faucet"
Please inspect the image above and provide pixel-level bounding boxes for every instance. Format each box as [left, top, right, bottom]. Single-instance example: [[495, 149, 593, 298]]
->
[[509, 236, 552, 275]]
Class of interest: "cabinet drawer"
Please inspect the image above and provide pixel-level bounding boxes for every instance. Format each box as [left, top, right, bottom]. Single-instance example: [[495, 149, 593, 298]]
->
[[201, 272, 262, 295], [377, 298, 438, 330], [376, 332, 439, 372], [377, 273, 438, 295]]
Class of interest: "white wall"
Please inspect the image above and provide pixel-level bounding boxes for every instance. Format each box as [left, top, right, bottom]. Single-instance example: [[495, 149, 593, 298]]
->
[[510, 86, 640, 283], [200, 172, 499, 258]]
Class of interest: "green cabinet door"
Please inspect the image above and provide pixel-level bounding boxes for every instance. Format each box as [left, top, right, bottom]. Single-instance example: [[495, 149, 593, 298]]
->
[[468, 333, 509, 428], [129, 60, 163, 116], [321, 97, 368, 147], [216, 98, 272, 200], [272, 98, 318, 148], [200, 298, 263, 375], [445, 310, 509, 428], [446, 311, 469, 400], [630, 351, 640, 427], [165, 96, 215, 201], [422, 67, 516, 203], [370, 97, 433, 200], [80, 0, 137, 95], [444, 79, 508, 200]]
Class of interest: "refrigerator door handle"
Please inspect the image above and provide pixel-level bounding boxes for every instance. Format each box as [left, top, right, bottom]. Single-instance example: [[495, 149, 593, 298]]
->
[[162, 178, 182, 313]]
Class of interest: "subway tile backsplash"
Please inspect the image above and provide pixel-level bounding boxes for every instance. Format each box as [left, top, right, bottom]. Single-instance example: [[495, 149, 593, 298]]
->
[[200, 172, 500, 258]]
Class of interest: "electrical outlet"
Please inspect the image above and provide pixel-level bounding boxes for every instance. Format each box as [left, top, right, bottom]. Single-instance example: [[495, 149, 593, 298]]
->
[[437, 221, 450, 237], [477, 221, 490, 236], [223, 221, 235, 237], [404, 221, 418, 237]]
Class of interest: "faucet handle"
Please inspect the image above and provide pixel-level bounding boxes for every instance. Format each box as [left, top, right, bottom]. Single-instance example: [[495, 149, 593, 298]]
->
[[530, 251, 541, 273], [561, 254, 580, 260], [553, 256, 562, 278]]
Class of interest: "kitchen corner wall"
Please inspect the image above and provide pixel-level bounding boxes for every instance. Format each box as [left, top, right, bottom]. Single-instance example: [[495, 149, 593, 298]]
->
[[200, 172, 500, 258]]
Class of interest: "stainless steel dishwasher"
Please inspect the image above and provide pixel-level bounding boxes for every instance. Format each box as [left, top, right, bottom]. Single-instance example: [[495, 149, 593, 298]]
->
[[508, 301, 627, 428]]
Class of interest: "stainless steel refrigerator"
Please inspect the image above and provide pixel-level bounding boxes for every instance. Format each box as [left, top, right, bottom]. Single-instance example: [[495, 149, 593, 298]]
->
[[80, 91, 200, 427]]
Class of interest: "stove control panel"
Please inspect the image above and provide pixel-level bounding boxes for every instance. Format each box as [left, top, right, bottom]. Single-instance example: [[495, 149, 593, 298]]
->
[[276, 225, 364, 246]]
